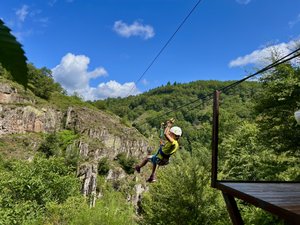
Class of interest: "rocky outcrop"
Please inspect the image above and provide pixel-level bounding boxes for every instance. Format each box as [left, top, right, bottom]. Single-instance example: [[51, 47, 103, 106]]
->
[[0, 83, 34, 104], [66, 107, 148, 159], [0, 82, 150, 207], [77, 162, 98, 207], [0, 105, 63, 134]]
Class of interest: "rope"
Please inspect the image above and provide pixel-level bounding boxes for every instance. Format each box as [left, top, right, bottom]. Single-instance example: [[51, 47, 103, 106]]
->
[[126, 0, 203, 96], [150, 47, 300, 120]]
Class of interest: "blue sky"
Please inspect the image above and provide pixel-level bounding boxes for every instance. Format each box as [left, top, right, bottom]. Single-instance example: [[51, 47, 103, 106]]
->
[[1, 0, 300, 100]]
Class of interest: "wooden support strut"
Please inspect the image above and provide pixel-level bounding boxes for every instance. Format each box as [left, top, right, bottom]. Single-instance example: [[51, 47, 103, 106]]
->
[[222, 193, 244, 225]]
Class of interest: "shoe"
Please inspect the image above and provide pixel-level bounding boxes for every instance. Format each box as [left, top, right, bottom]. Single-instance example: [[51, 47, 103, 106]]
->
[[146, 175, 156, 183], [135, 165, 141, 173]]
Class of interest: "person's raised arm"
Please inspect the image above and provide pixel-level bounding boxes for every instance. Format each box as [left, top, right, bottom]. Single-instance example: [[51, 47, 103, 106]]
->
[[164, 120, 175, 143]]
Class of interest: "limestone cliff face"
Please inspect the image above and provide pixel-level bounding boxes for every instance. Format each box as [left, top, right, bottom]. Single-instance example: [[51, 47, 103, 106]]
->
[[0, 82, 149, 207], [65, 106, 149, 207], [0, 105, 63, 134], [65, 107, 147, 159], [0, 82, 62, 134], [0, 83, 33, 104]]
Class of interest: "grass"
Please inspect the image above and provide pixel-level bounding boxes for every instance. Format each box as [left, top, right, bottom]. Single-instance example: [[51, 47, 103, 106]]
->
[[0, 133, 43, 160]]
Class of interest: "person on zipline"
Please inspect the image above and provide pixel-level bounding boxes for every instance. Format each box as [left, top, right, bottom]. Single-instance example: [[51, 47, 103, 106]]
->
[[135, 119, 182, 182]]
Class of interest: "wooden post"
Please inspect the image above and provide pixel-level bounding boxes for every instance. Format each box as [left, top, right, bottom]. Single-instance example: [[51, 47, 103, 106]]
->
[[211, 90, 220, 188], [223, 193, 244, 225]]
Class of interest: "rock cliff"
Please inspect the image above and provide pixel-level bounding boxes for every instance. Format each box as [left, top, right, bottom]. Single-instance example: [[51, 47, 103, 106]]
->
[[0, 81, 149, 207]]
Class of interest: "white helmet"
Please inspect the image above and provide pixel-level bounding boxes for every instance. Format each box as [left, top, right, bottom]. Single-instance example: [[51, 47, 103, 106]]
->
[[170, 126, 182, 137]]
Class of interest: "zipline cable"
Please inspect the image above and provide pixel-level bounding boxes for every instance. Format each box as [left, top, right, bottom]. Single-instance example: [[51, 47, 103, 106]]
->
[[151, 47, 300, 120], [221, 46, 300, 93], [126, 0, 203, 97]]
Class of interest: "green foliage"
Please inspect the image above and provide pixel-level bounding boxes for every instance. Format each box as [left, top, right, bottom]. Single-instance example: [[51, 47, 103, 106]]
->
[[0, 156, 81, 225], [44, 196, 88, 225], [98, 80, 260, 152], [141, 150, 229, 225], [38, 130, 79, 160], [0, 155, 136, 225], [58, 130, 79, 150], [0, 64, 13, 80], [44, 192, 136, 225], [97, 73, 299, 224], [255, 63, 300, 154], [116, 152, 137, 174], [27, 63, 64, 99], [0, 19, 28, 87], [2, 60, 299, 225], [49, 92, 94, 110], [72, 192, 136, 225], [38, 133, 60, 157], [220, 122, 264, 180], [92, 99, 107, 110], [241, 205, 284, 225], [98, 157, 110, 176]]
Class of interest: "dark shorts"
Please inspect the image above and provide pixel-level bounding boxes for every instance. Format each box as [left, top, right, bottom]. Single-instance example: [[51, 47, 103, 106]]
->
[[147, 154, 160, 165], [147, 146, 169, 166]]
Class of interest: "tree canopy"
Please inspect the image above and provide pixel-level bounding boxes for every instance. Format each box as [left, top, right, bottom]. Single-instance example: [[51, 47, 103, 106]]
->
[[0, 19, 28, 87]]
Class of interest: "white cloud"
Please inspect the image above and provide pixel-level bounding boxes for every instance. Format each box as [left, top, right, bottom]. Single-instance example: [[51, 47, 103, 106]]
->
[[12, 5, 49, 39], [113, 20, 155, 40], [93, 81, 140, 99], [236, 0, 251, 5], [16, 5, 29, 22], [229, 40, 299, 67], [289, 14, 300, 28], [52, 53, 140, 100]]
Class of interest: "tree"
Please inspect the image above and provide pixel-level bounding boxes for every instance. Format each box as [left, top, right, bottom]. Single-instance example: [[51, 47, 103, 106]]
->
[[141, 151, 229, 225], [27, 63, 64, 99], [0, 156, 81, 225], [0, 19, 28, 87], [255, 63, 300, 154]]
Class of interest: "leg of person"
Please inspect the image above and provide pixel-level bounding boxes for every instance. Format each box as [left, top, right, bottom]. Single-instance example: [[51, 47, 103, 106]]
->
[[147, 163, 157, 182], [135, 156, 150, 173]]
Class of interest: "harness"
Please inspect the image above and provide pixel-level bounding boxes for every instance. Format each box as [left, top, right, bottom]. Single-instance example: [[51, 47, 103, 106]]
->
[[158, 146, 174, 159], [156, 118, 176, 166], [154, 145, 175, 166]]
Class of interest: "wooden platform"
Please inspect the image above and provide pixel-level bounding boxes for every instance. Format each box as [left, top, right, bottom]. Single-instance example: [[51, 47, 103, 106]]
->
[[211, 91, 300, 225], [215, 182, 300, 225]]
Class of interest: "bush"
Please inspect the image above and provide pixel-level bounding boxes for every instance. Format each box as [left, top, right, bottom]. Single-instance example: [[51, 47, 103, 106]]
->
[[44, 192, 137, 225], [38, 133, 60, 157], [141, 151, 229, 225], [27, 63, 64, 99], [72, 191, 137, 225], [98, 157, 110, 176], [116, 153, 137, 174], [0, 156, 81, 225], [38, 130, 79, 159]]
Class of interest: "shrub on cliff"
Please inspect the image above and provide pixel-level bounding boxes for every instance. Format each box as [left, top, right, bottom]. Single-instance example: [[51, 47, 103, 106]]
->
[[116, 152, 137, 174]]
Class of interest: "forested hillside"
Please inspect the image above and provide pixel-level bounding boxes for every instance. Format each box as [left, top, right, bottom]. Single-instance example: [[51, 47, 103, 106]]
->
[[1, 14, 300, 225], [93, 63, 300, 224], [0, 60, 299, 224], [93, 80, 260, 151]]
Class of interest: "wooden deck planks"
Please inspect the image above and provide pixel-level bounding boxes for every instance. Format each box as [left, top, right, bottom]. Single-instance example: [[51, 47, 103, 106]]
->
[[216, 182, 300, 224]]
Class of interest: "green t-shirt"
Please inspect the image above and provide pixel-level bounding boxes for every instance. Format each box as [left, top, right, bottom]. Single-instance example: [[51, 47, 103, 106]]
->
[[157, 140, 179, 159]]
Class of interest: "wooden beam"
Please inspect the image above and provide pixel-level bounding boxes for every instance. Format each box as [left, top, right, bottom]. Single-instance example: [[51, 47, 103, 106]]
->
[[217, 182, 300, 224], [223, 192, 244, 225], [211, 90, 220, 187]]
